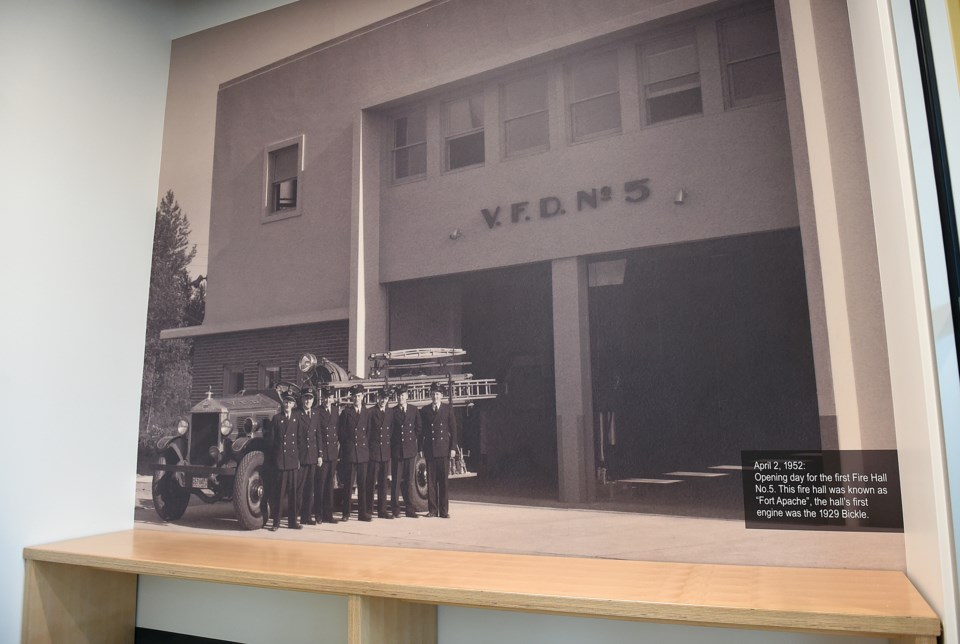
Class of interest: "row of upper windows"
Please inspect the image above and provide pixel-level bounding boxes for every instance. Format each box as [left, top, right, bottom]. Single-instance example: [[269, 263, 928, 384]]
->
[[259, 5, 783, 219], [388, 6, 784, 184], [224, 363, 329, 394], [223, 364, 281, 395]]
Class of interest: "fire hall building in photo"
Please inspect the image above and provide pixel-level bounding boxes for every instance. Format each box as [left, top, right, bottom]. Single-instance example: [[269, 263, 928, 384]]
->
[[161, 0, 896, 512]]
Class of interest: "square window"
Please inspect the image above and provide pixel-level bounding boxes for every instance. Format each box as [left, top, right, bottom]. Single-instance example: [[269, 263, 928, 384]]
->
[[719, 10, 784, 107], [268, 143, 300, 213], [568, 51, 621, 142], [447, 130, 484, 169], [505, 112, 549, 156], [223, 366, 245, 395], [443, 93, 484, 170], [259, 365, 281, 389], [391, 110, 426, 181], [571, 93, 621, 140], [501, 73, 549, 157], [727, 54, 783, 104], [640, 32, 702, 125]]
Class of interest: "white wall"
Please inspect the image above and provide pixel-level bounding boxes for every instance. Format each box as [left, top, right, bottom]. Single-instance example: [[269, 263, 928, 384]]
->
[[848, 1, 960, 639], [897, 0, 960, 622], [171, 0, 297, 39], [1, 1, 955, 643], [0, 1, 298, 642], [137, 576, 885, 644], [0, 1, 173, 642]]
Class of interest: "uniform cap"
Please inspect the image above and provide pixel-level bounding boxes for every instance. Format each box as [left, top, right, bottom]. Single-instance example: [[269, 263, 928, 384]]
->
[[277, 382, 301, 402]]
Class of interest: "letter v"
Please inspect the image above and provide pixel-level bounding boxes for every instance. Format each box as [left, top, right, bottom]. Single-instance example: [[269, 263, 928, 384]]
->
[[481, 206, 501, 229]]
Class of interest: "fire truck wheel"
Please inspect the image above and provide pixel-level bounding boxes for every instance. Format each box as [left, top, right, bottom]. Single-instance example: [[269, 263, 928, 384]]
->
[[152, 454, 190, 521], [410, 454, 429, 512], [233, 451, 268, 530]]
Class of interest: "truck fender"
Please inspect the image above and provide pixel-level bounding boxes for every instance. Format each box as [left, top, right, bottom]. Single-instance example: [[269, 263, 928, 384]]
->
[[231, 436, 251, 454], [157, 435, 187, 463], [234, 436, 268, 456]]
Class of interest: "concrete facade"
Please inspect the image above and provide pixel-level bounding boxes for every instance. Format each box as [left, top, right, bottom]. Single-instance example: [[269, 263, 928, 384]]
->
[[186, 0, 898, 504]]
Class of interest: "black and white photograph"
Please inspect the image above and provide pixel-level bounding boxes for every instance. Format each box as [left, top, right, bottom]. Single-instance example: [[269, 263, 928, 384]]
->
[[136, 0, 907, 570]]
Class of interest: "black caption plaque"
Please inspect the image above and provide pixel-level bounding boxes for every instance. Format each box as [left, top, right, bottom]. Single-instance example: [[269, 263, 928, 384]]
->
[[741, 450, 903, 531]]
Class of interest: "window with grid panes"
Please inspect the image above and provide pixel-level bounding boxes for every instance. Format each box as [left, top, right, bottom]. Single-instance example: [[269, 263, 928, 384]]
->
[[568, 50, 621, 142], [501, 73, 549, 157], [268, 143, 299, 212], [391, 109, 426, 181], [443, 94, 484, 170], [719, 9, 784, 107], [640, 31, 702, 125]]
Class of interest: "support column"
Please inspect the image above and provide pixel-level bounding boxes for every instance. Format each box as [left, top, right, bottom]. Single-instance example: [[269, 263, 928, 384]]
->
[[347, 595, 437, 644], [349, 110, 389, 377], [551, 257, 595, 503], [776, 0, 836, 447], [784, 0, 896, 449]]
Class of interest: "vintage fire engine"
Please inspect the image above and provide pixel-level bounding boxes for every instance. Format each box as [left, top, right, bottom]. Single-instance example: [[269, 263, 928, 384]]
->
[[151, 348, 496, 529]]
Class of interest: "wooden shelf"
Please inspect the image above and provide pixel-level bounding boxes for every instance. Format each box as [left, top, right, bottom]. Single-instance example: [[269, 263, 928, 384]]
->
[[22, 529, 939, 643]]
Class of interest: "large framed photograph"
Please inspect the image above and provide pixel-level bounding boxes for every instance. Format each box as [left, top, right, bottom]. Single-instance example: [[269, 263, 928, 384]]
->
[[136, 0, 917, 571]]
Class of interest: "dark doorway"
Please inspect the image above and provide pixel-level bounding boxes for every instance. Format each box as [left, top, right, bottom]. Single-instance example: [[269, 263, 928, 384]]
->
[[590, 228, 821, 483], [389, 263, 557, 502], [460, 263, 557, 499]]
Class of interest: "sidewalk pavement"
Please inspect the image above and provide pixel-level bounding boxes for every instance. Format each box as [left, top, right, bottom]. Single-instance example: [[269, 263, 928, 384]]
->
[[135, 475, 904, 570]]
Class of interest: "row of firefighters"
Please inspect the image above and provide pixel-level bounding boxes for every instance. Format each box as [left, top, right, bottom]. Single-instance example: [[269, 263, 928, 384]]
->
[[263, 381, 457, 530]]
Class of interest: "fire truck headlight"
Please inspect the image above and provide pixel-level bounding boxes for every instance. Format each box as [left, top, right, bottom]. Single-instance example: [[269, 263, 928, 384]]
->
[[299, 353, 318, 373], [219, 419, 233, 436], [176, 420, 189, 435]]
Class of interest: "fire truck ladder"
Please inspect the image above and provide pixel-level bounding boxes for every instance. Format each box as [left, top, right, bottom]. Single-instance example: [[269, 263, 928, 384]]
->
[[332, 377, 497, 407]]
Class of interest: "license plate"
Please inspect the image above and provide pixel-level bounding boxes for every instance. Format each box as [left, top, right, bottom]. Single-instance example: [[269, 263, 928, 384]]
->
[[192, 477, 208, 489]]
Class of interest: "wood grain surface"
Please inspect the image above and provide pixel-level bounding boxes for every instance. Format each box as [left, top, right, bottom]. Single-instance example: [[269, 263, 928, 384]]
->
[[348, 595, 437, 644], [22, 559, 136, 644], [23, 530, 939, 640]]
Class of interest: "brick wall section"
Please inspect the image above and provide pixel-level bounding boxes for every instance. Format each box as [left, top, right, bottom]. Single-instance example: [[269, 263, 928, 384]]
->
[[191, 320, 349, 402]]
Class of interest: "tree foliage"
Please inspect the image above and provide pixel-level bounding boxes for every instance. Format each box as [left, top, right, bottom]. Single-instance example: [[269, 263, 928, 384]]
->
[[139, 191, 203, 463], [185, 279, 206, 327]]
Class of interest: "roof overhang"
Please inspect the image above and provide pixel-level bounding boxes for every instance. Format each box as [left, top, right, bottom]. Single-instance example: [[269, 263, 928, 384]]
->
[[160, 308, 348, 339]]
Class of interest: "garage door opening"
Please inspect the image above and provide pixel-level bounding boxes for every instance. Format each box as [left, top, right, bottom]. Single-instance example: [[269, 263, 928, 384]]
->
[[389, 262, 557, 503], [589, 228, 821, 516]]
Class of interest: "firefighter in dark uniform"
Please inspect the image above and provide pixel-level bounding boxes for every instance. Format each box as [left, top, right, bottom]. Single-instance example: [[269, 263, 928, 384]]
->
[[268, 387, 302, 531], [390, 384, 421, 518], [297, 385, 321, 525], [315, 385, 340, 524], [420, 382, 457, 518], [366, 388, 393, 519], [337, 385, 371, 521]]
